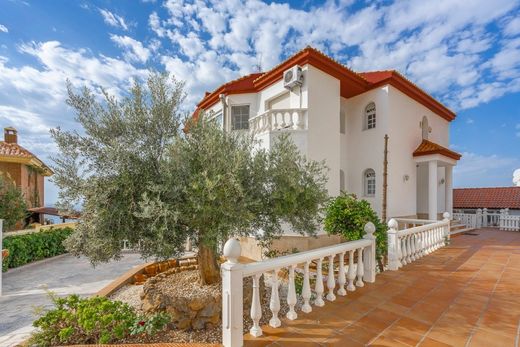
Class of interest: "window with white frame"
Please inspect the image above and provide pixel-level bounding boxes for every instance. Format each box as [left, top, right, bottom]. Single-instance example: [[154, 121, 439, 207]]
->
[[364, 169, 376, 197], [364, 102, 376, 130], [206, 111, 223, 129], [231, 105, 250, 130]]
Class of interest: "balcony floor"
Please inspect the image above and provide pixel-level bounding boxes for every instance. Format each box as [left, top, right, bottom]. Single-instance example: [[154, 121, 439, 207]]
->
[[244, 228, 520, 346]]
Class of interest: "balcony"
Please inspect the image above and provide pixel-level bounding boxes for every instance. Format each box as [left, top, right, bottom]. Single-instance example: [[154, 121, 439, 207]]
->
[[249, 108, 307, 135]]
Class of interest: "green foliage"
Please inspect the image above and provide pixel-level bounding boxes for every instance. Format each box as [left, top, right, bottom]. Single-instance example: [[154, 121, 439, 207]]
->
[[324, 193, 387, 265], [30, 294, 169, 346], [51, 72, 329, 284], [0, 175, 27, 231], [130, 312, 171, 336], [2, 227, 73, 271]]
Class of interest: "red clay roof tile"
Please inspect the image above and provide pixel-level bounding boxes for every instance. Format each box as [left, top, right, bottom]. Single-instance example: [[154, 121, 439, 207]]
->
[[454, 187, 520, 209], [412, 139, 461, 160]]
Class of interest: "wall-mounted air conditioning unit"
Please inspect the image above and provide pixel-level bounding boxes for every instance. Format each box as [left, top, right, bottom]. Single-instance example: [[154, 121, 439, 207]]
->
[[283, 65, 303, 89]]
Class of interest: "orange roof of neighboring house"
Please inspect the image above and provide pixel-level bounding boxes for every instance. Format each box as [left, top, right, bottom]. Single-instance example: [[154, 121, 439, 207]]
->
[[412, 139, 461, 160], [195, 46, 456, 122], [454, 187, 520, 209], [0, 141, 53, 176]]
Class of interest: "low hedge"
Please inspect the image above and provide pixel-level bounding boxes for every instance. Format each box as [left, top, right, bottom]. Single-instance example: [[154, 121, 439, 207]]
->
[[2, 227, 74, 271]]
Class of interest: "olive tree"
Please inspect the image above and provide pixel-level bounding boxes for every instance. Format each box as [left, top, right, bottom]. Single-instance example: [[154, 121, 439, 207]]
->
[[52, 73, 329, 285]]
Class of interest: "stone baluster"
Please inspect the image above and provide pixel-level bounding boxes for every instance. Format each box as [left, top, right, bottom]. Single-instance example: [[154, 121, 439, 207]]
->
[[347, 250, 356, 290], [406, 235, 413, 263], [337, 252, 347, 296], [483, 208, 488, 227], [296, 110, 305, 129], [301, 261, 312, 313], [250, 273, 263, 337], [269, 269, 281, 328], [314, 258, 325, 306], [387, 219, 400, 270], [356, 248, 364, 287], [286, 265, 297, 320], [410, 234, 416, 261], [400, 236, 407, 265], [285, 111, 294, 128], [326, 254, 336, 301], [272, 111, 279, 130]]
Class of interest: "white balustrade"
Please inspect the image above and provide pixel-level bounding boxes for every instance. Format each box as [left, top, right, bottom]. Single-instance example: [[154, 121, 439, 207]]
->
[[453, 212, 477, 229], [221, 222, 377, 347], [249, 108, 308, 135], [387, 212, 451, 271], [499, 215, 520, 231]]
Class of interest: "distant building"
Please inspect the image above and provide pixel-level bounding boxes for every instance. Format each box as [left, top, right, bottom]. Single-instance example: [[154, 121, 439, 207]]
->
[[454, 187, 520, 215], [0, 127, 53, 224]]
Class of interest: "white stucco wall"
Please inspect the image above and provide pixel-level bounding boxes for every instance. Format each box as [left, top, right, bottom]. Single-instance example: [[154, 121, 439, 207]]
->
[[306, 65, 341, 197], [342, 87, 390, 217], [386, 86, 452, 218]]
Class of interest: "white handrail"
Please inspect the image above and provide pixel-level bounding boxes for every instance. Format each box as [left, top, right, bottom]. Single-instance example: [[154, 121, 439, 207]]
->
[[241, 239, 371, 276], [387, 212, 451, 271], [221, 222, 377, 347]]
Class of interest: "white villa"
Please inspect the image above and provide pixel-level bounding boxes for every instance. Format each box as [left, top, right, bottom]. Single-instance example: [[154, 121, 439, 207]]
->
[[194, 47, 461, 251]]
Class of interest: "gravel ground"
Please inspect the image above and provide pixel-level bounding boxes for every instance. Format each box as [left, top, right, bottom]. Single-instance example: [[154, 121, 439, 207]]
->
[[110, 269, 306, 344], [109, 284, 144, 313]]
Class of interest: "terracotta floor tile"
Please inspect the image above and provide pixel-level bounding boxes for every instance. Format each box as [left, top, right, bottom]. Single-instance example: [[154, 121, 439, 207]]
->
[[242, 230, 520, 347], [368, 334, 407, 347], [418, 337, 454, 346], [322, 332, 365, 347], [269, 333, 325, 346], [340, 323, 380, 345], [468, 328, 516, 347]]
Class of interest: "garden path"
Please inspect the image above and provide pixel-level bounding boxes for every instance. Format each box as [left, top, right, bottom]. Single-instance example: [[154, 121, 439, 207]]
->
[[0, 252, 146, 347]]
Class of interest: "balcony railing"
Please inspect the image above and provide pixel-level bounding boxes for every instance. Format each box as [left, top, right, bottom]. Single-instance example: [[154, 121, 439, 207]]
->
[[249, 108, 307, 135], [221, 222, 376, 347], [387, 212, 451, 271]]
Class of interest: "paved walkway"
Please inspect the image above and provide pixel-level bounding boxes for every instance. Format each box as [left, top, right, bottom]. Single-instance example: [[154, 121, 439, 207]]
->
[[244, 229, 520, 346], [0, 253, 147, 347]]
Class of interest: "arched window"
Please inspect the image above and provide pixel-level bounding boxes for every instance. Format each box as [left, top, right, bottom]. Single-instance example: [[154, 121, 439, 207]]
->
[[364, 169, 376, 197], [364, 102, 376, 130]]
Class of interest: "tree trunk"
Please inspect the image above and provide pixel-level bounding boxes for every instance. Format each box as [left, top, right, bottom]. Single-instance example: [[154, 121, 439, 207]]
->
[[197, 243, 221, 285]]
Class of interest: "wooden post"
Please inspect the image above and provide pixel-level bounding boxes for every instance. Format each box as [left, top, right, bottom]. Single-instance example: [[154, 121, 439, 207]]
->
[[382, 134, 389, 222]]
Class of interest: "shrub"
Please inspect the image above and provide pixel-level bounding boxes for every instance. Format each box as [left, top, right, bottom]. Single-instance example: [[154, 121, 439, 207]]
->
[[0, 175, 27, 231], [324, 193, 387, 268], [2, 227, 73, 271], [30, 294, 170, 346]]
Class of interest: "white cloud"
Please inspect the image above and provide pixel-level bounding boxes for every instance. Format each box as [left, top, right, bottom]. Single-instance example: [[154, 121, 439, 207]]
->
[[466, 118, 474, 124], [0, 41, 148, 204], [110, 35, 151, 63], [454, 152, 520, 187], [0, 24, 8, 33], [504, 16, 520, 36], [99, 8, 129, 31], [147, 0, 520, 112], [516, 123, 520, 138]]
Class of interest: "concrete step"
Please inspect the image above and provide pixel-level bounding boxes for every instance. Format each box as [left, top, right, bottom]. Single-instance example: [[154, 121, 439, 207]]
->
[[451, 227, 476, 236]]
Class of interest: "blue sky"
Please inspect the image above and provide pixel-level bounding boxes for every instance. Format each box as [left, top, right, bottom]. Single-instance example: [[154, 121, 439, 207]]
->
[[0, 0, 519, 205]]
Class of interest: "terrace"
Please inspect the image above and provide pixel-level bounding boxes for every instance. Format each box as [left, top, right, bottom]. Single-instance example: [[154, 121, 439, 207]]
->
[[238, 228, 520, 346]]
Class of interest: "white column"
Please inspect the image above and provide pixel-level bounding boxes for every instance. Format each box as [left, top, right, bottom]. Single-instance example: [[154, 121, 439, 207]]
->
[[445, 165, 453, 218], [428, 160, 438, 220], [221, 239, 244, 347]]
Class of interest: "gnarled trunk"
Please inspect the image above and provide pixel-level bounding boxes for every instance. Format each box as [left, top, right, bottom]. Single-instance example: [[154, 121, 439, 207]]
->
[[197, 243, 221, 285]]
